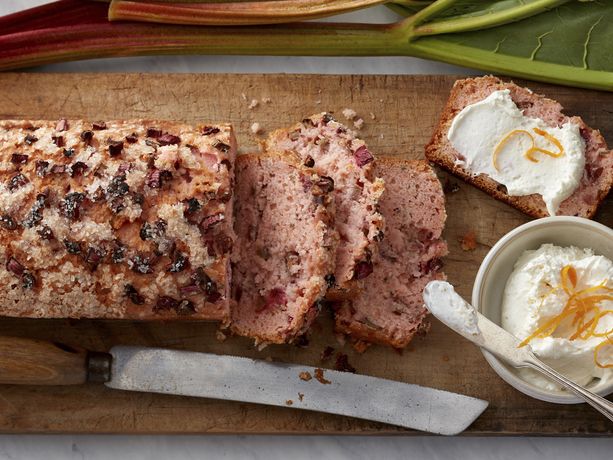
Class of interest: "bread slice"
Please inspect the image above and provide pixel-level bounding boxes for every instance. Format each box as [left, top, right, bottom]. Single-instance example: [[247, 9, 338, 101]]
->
[[334, 158, 447, 349], [231, 153, 337, 344], [425, 76, 612, 218], [265, 113, 385, 298], [0, 119, 236, 321]]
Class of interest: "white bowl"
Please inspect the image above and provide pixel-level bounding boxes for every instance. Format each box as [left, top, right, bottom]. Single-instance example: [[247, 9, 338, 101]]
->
[[472, 216, 613, 404]]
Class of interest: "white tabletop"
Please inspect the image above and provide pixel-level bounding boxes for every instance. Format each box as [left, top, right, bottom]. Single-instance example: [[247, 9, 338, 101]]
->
[[1, 1, 611, 458]]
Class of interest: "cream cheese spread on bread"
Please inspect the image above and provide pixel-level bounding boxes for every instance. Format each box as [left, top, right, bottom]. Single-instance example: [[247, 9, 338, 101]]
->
[[447, 90, 585, 216], [502, 244, 613, 391], [423, 281, 481, 337]]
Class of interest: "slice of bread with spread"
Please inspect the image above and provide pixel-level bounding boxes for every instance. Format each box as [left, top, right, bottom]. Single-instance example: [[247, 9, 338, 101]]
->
[[425, 76, 612, 218]]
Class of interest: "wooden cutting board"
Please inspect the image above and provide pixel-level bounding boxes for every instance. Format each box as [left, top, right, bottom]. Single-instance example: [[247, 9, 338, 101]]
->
[[0, 73, 610, 436]]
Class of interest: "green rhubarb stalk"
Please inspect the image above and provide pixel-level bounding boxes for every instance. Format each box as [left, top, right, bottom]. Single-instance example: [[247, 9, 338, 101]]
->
[[108, 0, 388, 25], [1, 0, 612, 91]]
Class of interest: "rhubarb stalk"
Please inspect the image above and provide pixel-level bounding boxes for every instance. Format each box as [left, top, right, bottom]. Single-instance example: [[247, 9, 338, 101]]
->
[[1, 0, 612, 92], [108, 0, 389, 25]]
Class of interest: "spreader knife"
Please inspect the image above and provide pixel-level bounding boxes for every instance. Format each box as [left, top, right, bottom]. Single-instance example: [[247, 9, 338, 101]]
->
[[0, 336, 488, 435], [423, 282, 613, 422]]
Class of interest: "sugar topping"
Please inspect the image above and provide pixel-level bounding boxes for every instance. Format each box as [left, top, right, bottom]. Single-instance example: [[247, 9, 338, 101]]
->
[[0, 119, 235, 320]]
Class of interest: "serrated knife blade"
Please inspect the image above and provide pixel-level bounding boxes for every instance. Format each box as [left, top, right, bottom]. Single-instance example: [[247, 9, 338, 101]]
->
[[106, 346, 488, 435]]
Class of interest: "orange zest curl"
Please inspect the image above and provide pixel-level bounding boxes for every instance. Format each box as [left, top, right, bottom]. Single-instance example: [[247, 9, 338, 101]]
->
[[492, 127, 564, 171], [530, 128, 564, 160], [595, 336, 613, 369], [518, 264, 612, 368]]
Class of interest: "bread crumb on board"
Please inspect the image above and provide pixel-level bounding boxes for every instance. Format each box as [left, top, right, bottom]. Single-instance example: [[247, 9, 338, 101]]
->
[[342, 108, 357, 120], [215, 330, 227, 342], [262, 97, 271, 104], [351, 339, 370, 354], [320, 346, 335, 362], [353, 118, 364, 130], [285, 400, 293, 406], [248, 99, 259, 110], [459, 230, 477, 251], [250, 122, 262, 135], [298, 393, 304, 402]]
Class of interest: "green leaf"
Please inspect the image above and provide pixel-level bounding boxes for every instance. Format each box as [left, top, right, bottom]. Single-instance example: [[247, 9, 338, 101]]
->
[[408, 1, 613, 88]]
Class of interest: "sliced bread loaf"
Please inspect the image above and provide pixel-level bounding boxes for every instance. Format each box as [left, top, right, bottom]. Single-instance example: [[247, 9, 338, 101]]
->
[[231, 153, 337, 344], [265, 113, 385, 298], [335, 158, 448, 348], [425, 76, 612, 218]]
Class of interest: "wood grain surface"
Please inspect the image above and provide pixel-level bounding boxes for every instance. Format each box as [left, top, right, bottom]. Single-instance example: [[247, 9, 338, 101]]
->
[[0, 73, 610, 436]]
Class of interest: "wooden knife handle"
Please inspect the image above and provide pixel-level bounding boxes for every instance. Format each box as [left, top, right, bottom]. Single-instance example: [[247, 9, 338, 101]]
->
[[0, 336, 111, 385]]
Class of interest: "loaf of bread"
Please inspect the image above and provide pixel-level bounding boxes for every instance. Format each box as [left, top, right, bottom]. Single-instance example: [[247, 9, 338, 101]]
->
[[265, 113, 385, 299], [335, 158, 447, 349], [0, 116, 448, 351], [231, 153, 337, 344], [0, 119, 236, 320], [425, 76, 612, 218]]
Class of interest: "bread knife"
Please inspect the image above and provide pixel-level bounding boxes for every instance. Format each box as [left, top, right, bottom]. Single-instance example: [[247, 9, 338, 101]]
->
[[0, 336, 488, 435]]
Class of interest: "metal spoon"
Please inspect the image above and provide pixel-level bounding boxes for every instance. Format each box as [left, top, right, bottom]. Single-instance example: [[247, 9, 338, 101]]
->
[[425, 286, 613, 422]]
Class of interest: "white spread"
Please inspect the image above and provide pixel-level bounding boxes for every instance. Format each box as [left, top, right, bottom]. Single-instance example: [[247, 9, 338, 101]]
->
[[502, 244, 613, 391], [423, 281, 481, 337], [447, 90, 585, 216]]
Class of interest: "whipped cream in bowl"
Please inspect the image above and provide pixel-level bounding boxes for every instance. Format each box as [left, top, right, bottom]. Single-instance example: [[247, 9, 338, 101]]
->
[[502, 244, 612, 392], [472, 216, 613, 404], [447, 90, 586, 216]]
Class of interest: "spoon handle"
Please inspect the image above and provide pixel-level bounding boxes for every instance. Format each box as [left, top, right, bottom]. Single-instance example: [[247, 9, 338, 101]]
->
[[526, 357, 613, 422]]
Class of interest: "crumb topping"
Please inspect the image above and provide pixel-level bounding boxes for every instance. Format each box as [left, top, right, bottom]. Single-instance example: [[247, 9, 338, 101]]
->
[[0, 119, 235, 320]]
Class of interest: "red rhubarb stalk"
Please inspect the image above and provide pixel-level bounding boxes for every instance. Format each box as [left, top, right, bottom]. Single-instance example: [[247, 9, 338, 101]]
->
[[0, 0, 109, 35], [108, 0, 388, 26]]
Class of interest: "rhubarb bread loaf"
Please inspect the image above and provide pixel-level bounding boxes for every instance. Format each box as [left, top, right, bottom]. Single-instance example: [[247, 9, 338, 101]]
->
[[425, 76, 612, 218], [0, 119, 236, 321], [335, 158, 448, 349], [265, 113, 385, 298], [231, 153, 337, 344]]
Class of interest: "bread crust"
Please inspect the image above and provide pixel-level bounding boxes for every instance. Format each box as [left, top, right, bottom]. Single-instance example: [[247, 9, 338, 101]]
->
[[425, 76, 613, 218]]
